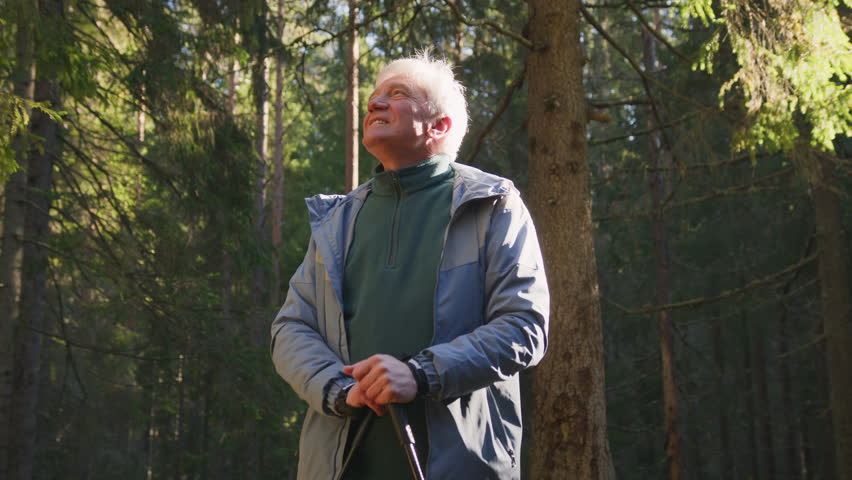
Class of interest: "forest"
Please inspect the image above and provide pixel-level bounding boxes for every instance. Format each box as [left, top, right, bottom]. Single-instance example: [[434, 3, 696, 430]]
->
[[1, 0, 850, 478]]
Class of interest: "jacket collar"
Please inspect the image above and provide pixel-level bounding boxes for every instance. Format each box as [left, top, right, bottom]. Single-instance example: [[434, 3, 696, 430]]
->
[[305, 162, 516, 225]]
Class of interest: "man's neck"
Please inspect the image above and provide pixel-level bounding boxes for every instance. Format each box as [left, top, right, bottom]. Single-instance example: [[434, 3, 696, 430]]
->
[[378, 155, 429, 171]]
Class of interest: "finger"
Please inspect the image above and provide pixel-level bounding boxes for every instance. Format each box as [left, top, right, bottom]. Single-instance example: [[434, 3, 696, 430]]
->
[[349, 356, 379, 381], [367, 399, 387, 416], [354, 370, 378, 397], [374, 384, 396, 405], [346, 361, 367, 380], [358, 358, 390, 393], [365, 373, 391, 400], [346, 384, 367, 407]]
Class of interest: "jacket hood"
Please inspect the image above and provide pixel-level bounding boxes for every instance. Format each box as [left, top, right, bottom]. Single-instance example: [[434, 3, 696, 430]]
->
[[448, 163, 517, 216]]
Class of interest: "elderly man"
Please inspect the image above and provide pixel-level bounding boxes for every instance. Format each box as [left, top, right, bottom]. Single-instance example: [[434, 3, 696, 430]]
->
[[270, 52, 549, 479]]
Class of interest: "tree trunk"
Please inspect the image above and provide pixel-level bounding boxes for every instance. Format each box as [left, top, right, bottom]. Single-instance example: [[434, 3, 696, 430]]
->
[[778, 292, 802, 479], [8, 68, 60, 480], [251, 7, 269, 345], [0, 5, 37, 474], [641, 15, 682, 480], [145, 386, 157, 480], [173, 355, 185, 480], [222, 33, 238, 322], [270, 0, 286, 304], [249, 9, 269, 480], [227, 34, 239, 118], [811, 154, 852, 480], [752, 316, 777, 479], [742, 300, 762, 480], [344, 0, 359, 193], [526, 0, 614, 477], [216, 37, 238, 480], [712, 306, 733, 478]]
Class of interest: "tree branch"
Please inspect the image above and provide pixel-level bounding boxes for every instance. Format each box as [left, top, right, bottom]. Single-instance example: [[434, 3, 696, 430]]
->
[[29, 325, 179, 361], [580, 4, 729, 121], [595, 165, 795, 221], [589, 97, 652, 108], [623, 0, 692, 64], [590, 112, 698, 146], [603, 252, 818, 315], [441, 0, 534, 49], [464, 62, 527, 165]]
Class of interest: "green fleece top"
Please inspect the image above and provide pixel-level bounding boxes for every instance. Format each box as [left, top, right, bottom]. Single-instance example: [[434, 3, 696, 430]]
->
[[342, 154, 454, 479]]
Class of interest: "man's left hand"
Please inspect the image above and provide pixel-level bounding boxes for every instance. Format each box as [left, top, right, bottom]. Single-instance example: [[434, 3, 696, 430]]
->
[[343, 354, 417, 415]]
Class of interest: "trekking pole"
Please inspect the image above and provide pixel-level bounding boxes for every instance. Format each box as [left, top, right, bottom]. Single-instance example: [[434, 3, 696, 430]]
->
[[334, 410, 375, 480], [389, 404, 426, 480]]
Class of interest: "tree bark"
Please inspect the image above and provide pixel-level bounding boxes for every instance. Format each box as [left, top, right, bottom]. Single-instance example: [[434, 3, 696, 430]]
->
[[641, 15, 682, 480], [811, 154, 852, 480], [249, 8, 269, 480], [0, 5, 37, 474], [752, 316, 777, 479], [251, 6, 269, 346], [145, 386, 157, 480], [270, 0, 286, 304], [778, 292, 802, 479], [344, 0, 359, 193], [7, 65, 60, 480], [173, 355, 185, 480], [741, 300, 762, 480], [526, 0, 614, 477], [712, 306, 733, 478]]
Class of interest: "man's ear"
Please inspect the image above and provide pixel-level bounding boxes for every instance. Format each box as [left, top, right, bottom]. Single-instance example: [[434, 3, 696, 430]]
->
[[428, 116, 452, 140]]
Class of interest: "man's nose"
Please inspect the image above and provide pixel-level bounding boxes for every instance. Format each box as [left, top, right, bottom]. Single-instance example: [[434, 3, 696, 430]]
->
[[367, 96, 388, 112]]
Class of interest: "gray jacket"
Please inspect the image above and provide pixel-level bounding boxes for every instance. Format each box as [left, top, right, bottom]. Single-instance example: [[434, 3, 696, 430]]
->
[[270, 163, 549, 479]]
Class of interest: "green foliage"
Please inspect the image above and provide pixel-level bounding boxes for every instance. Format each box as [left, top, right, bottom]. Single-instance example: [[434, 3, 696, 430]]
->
[[0, 91, 63, 182], [681, 0, 852, 153], [5, 0, 847, 478]]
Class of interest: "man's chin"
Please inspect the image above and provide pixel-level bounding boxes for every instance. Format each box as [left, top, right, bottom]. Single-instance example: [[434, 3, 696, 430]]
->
[[362, 135, 387, 156]]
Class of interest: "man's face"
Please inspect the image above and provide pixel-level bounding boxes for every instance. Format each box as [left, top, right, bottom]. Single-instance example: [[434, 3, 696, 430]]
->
[[362, 75, 434, 163]]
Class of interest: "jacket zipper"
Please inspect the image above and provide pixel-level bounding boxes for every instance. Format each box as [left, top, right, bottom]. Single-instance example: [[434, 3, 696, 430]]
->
[[387, 172, 402, 267]]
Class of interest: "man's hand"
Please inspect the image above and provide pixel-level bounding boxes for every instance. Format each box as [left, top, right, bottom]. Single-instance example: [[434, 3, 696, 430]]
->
[[343, 354, 417, 416]]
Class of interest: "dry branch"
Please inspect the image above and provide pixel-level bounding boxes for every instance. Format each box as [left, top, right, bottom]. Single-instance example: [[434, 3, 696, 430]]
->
[[604, 253, 818, 315]]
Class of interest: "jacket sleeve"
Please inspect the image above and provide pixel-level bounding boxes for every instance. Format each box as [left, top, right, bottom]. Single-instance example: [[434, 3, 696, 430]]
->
[[270, 236, 350, 416], [413, 192, 550, 401]]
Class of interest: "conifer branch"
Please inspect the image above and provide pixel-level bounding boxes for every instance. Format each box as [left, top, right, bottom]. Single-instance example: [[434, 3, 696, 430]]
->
[[603, 253, 818, 315], [580, 4, 677, 157], [589, 97, 652, 108], [31, 325, 179, 362], [465, 63, 527, 165], [590, 112, 698, 146], [48, 262, 88, 400], [441, 0, 534, 49], [623, 0, 692, 63], [77, 102, 180, 197], [580, 4, 729, 120], [595, 165, 795, 221]]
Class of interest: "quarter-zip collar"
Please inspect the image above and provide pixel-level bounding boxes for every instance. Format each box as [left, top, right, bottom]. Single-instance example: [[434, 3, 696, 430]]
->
[[371, 154, 452, 196], [303, 161, 516, 309]]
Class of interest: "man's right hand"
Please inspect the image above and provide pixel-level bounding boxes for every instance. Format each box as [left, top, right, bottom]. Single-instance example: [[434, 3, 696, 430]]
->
[[346, 381, 387, 416]]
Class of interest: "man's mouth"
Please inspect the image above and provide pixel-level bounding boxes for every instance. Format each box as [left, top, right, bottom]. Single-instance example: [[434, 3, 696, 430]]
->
[[370, 119, 388, 126]]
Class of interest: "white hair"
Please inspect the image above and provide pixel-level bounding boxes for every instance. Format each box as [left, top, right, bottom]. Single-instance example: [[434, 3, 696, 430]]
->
[[375, 50, 469, 159]]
